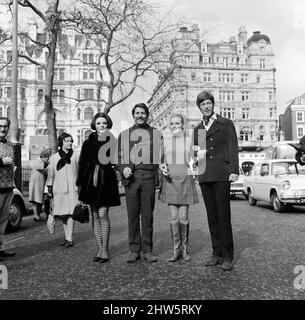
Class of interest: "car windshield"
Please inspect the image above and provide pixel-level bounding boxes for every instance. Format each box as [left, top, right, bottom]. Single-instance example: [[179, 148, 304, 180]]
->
[[271, 162, 298, 175]]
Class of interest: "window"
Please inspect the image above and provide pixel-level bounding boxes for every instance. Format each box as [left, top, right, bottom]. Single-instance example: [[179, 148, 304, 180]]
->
[[219, 73, 233, 83], [191, 72, 196, 81], [89, 54, 94, 63], [237, 45, 243, 55], [185, 55, 190, 64], [219, 91, 234, 101], [241, 74, 248, 83], [297, 126, 304, 138], [38, 67, 44, 80], [21, 88, 26, 100], [84, 89, 94, 100], [259, 59, 266, 69], [52, 89, 58, 103], [203, 72, 211, 82], [59, 90, 65, 103], [54, 68, 58, 81], [84, 107, 94, 120], [77, 89, 81, 100], [7, 87, 11, 99], [270, 107, 276, 118], [38, 89, 44, 104], [240, 127, 252, 141], [296, 111, 304, 122], [241, 91, 249, 101], [261, 164, 269, 176], [7, 66, 12, 79], [0, 107, 2, 117], [77, 108, 81, 120], [6, 106, 10, 119], [242, 108, 249, 120], [83, 69, 88, 80], [83, 53, 88, 64], [7, 50, 12, 62], [0, 87, 2, 99], [89, 69, 94, 80], [256, 75, 261, 83], [269, 91, 273, 102], [220, 107, 235, 119], [223, 57, 228, 67], [59, 68, 65, 81]]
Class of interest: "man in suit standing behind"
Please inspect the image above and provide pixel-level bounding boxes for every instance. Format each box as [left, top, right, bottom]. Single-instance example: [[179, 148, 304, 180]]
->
[[193, 91, 239, 271], [116, 103, 162, 263]]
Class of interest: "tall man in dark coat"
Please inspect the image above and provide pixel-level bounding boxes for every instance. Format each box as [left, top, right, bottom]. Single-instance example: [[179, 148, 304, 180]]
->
[[116, 103, 162, 263], [193, 91, 239, 271]]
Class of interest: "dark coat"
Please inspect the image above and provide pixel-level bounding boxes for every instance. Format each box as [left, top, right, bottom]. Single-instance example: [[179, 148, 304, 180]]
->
[[76, 132, 120, 207], [193, 115, 239, 183]]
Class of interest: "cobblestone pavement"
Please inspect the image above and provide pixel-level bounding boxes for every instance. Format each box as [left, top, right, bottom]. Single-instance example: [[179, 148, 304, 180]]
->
[[1, 186, 305, 300]]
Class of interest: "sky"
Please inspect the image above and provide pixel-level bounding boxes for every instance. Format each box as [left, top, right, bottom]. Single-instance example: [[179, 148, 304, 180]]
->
[[1, 0, 305, 135], [115, 0, 305, 133]]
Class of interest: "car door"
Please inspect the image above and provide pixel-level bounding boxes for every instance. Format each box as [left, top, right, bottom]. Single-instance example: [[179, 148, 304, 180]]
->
[[256, 162, 270, 201]]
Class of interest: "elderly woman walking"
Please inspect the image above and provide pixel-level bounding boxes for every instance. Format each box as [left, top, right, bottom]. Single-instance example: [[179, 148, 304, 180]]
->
[[29, 149, 50, 221], [47, 133, 79, 248]]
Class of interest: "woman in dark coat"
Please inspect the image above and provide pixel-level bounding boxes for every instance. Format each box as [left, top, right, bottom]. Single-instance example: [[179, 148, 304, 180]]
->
[[76, 112, 120, 263]]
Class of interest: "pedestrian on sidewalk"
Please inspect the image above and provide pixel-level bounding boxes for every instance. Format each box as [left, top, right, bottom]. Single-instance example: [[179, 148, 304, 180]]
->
[[193, 91, 239, 271], [47, 133, 79, 248], [28, 149, 50, 221], [159, 113, 198, 262], [0, 117, 16, 260], [116, 103, 163, 263], [76, 113, 120, 263]]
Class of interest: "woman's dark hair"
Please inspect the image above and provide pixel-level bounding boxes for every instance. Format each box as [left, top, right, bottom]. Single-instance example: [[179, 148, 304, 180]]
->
[[0, 117, 10, 128], [90, 112, 113, 130], [58, 132, 73, 148], [131, 103, 149, 117], [196, 91, 215, 107]]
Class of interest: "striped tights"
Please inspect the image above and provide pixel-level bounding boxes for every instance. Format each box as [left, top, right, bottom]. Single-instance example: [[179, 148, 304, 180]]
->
[[92, 207, 110, 259]]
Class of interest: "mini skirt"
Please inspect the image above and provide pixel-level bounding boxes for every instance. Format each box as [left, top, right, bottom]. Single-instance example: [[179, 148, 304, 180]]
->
[[159, 175, 198, 205]]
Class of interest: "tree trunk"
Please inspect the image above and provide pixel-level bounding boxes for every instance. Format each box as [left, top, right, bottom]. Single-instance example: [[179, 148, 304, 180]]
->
[[44, 32, 58, 154]]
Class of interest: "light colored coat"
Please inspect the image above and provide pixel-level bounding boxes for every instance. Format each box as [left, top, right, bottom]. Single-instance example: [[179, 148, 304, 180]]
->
[[47, 151, 79, 216], [28, 158, 47, 204]]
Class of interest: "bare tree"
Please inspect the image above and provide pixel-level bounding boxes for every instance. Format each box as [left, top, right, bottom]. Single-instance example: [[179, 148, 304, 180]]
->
[[65, 0, 179, 114], [15, 0, 62, 153]]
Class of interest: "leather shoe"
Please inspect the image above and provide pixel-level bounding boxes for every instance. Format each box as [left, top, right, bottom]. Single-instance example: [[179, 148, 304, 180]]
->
[[65, 241, 74, 248], [126, 251, 140, 263], [204, 255, 223, 266], [142, 252, 157, 263], [221, 259, 233, 271], [60, 240, 67, 247], [99, 258, 109, 263], [0, 250, 16, 258]]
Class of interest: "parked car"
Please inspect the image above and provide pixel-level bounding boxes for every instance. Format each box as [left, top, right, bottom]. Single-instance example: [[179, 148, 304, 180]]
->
[[243, 159, 305, 212], [230, 167, 246, 198], [264, 140, 299, 160], [7, 188, 27, 231]]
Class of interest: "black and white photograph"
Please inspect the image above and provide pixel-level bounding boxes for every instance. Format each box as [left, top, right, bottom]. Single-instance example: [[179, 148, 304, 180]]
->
[[0, 0, 305, 312]]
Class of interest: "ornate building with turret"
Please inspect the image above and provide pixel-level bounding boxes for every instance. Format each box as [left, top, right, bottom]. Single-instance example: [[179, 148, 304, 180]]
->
[[147, 25, 278, 151], [0, 27, 106, 160]]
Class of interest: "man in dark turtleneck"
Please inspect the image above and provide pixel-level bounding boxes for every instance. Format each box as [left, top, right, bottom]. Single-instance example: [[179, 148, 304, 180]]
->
[[116, 103, 162, 263], [0, 117, 16, 261]]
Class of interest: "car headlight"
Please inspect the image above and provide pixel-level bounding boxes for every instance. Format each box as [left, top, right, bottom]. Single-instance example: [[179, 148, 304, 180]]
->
[[281, 181, 291, 190]]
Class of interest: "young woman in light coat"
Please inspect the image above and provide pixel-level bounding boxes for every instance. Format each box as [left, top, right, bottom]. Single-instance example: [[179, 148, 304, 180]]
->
[[47, 133, 79, 248]]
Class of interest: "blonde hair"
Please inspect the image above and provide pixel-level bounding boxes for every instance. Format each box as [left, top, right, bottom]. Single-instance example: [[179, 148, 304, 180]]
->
[[167, 113, 189, 134]]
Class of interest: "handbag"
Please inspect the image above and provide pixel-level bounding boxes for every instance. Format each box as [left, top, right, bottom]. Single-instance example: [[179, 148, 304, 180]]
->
[[47, 214, 55, 234], [72, 204, 89, 223]]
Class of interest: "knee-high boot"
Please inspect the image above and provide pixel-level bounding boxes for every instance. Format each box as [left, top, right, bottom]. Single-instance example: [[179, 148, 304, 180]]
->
[[168, 221, 182, 262], [180, 221, 191, 261]]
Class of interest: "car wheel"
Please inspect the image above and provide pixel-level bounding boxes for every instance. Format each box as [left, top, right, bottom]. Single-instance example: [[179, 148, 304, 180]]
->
[[271, 192, 285, 213], [7, 197, 23, 231], [248, 189, 257, 206]]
